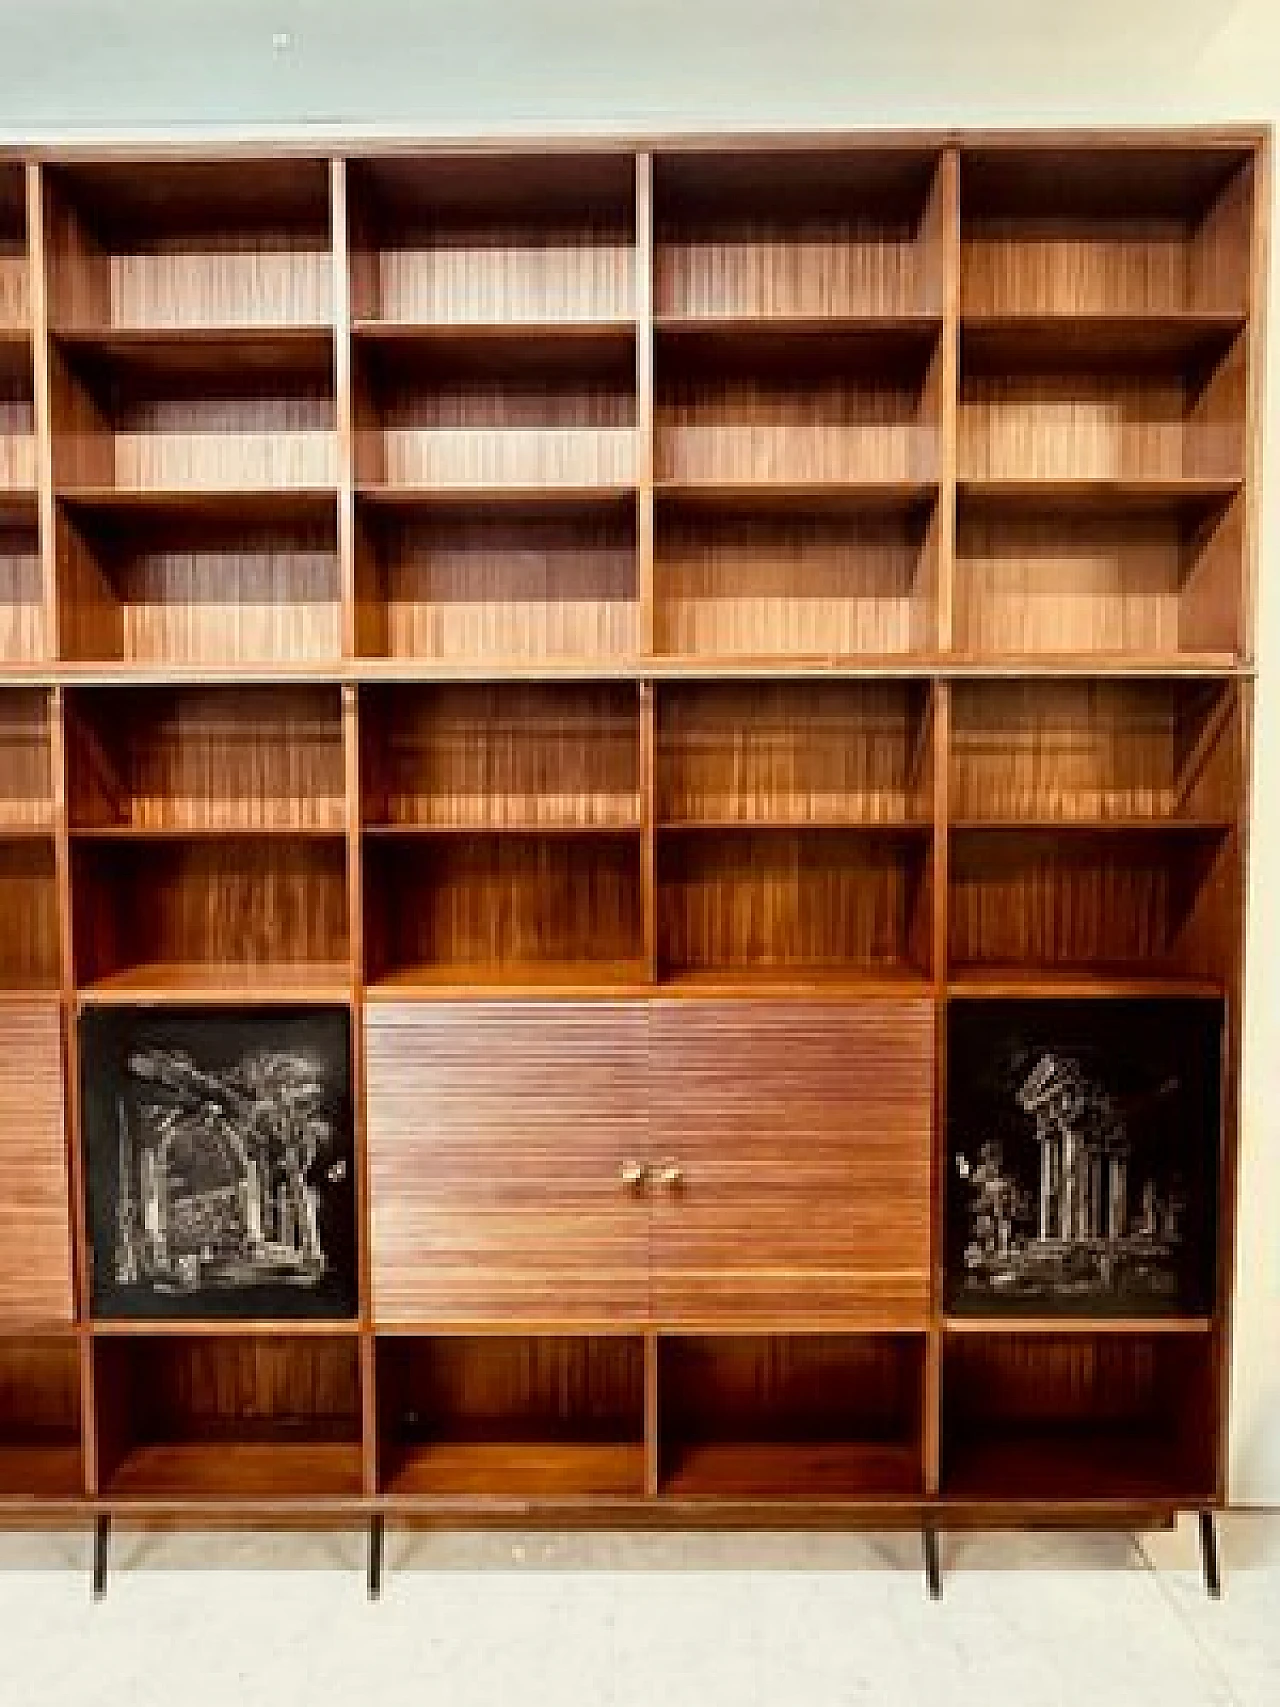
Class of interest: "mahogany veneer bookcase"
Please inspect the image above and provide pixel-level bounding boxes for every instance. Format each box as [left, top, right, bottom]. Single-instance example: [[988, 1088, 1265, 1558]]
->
[[0, 133, 1264, 1597]]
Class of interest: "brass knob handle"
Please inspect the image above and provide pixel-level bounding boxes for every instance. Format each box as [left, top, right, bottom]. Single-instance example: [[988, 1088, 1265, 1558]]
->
[[619, 1160, 647, 1191], [655, 1160, 684, 1191]]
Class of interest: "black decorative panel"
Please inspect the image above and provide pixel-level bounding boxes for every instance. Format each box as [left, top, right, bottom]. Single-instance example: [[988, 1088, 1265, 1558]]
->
[[946, 998, 1221, 1317], [81, 1007, 356, 1320]]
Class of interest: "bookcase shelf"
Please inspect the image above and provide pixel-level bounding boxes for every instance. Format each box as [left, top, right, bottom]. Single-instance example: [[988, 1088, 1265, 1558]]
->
[[0, 134, 1260, 1539]]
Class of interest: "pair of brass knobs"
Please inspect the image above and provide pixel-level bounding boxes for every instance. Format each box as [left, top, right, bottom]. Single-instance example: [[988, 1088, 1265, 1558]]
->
[[619, 1160, 683, 1191]]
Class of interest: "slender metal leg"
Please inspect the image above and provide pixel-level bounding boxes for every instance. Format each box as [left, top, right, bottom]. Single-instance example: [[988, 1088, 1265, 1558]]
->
[[1198, 1510, 1221, 1599], [923, 1526, 942, 1600], [368, 1515, 384, 1600], [92, 1515, 110, 1601]]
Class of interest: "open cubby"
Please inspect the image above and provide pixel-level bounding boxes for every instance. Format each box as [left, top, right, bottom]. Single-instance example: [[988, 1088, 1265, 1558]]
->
[[361, 682, 640, 832], [354, 336, 635, 494], [656, 327, 941, 488], [948, 824, 1236, 985], [953, 487, 1242, 661], [67, 683, 345, 834], [659, 825, 933, 982], [56, 502, 342, 667], [0, 687, 52, 832], [364, 829, 644, 990], [658, 1334, 925, 1502], [654, 491, 937, 659], [354, 497, 637, 663], [377, 1334, 645, 1500], [0, 356, 34, 503], [0, 1337, 83, 1501], [349, 153, 636, 329], [657, 679, 932, 828], [654, 147, 944, 320], [0, 836, 58, 992], [0, 517, 45, 662], [42, 159, 334, 334], [960, 145, 1253, 319], [0, 163, 27, 332], [93, 1333, 362, 1501], [942, 1329, 1216, 1504], [72, 834, 350, 998], [48, 337, 337, 498], [949, 678, 1239, 826]]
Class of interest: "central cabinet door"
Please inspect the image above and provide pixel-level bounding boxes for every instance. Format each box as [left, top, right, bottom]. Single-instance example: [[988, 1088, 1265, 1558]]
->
[[649, 1000, 933, 1328], [366, 1001, 650, 1325]]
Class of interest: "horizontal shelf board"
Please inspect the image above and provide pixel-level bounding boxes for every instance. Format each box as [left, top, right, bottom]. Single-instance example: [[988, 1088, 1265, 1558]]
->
[[0, 977, 60, 999], [655, 313, 943, 357], [660, 1440, 924, 1504], [949, 816, 1233, 835], [46, 661, 346, 686], [0, 820, 55, 840], [651, 656, 940, 679], [71, 823, 349, 842], [943, 1315, 1215, 1336], [940, 654, 1243, 677], [384, 1439, 645, 1501], [365, 958, 652, 999], [58, 486, 339, 524], [942, 1429, 1212, 1507], [353, 319, 637, 360], [0, 1444, 84, 1502], [0, 490, 37, 524], [354, 656, 642, 683], [0, 326, 31, 383], [659, 816, 934, 834], [52, 324, 336, 380], [356, 483, 636, 518], [659, 966, 933, 998], [654, 480, 937, 516], [78, 960, 353, 1004], [960, 311, 1246, 366], [947, 967, 1224, 999], [364, 816, 642, 837], [956, 476, 1243, 514], [91, 1318, 359, 1337], [101, 1441, 364, 1503]]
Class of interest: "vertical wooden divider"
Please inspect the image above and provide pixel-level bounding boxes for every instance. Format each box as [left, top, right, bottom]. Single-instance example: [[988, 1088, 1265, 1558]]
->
[[636, 153, 659, 985], [332, 157, 378, 1501], [925, 145, 960, 1500], [28, 160, 95, 1497], [644, 1332, 661, 1499]]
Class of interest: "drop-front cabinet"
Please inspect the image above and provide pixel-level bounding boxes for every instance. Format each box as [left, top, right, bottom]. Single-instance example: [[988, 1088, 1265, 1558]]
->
[[365, 999, 934, 1329]]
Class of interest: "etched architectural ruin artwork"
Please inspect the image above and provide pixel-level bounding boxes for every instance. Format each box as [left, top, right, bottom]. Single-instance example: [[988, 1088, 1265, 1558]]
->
[[82, 1008, 355, 1319], [946, 1000, 1220, 1314]]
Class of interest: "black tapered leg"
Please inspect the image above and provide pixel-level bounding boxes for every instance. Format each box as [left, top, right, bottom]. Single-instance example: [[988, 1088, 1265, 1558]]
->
[[368, 1515, 384, 1600], [1198, 1510, 1222, 1599], [92, 1516, 110, 1601], [923, 1527, 942, 1600]]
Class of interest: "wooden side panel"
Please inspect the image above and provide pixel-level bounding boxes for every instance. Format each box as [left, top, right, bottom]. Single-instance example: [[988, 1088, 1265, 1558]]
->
[[650, 1000, 932, 1328], [0, 1002, 71, 1322], [366, 1001, 649, 1326]]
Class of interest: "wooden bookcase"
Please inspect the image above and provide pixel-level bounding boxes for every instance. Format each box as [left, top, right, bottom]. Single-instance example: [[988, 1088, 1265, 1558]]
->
[[0, 133, 1264, 1584]]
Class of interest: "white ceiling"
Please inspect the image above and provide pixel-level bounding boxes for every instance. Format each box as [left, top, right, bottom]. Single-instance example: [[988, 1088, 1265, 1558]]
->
[[0, 0, 1267, 138]]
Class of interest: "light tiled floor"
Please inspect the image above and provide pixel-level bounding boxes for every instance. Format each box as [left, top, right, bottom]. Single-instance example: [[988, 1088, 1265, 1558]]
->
[[1, 1514, 1277, 1707]]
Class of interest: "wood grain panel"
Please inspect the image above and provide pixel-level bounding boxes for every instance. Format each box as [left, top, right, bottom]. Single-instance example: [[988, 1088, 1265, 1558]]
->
[[0, 841, 59, 990], [57, 510, 342, 667], [361, 683, 640, 831], [0, 523, 46, 663], [0, 1004, 72, 1321], [655, 504, 936, 658], [949, 679, 1238, 823], [366, 1002, 650, 1325], [0, 374, 35, 493], [67, 684, 345, 832], [658, 828, 932, 977], [0, 688, 52, 831], [657, 681, 932, 827], [953, 495, 1240, 658], [364, 832, 643, 983], [0, 167, 27, 327], [366, 510, 637, 663], [650, 1000, 933, 1326]]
